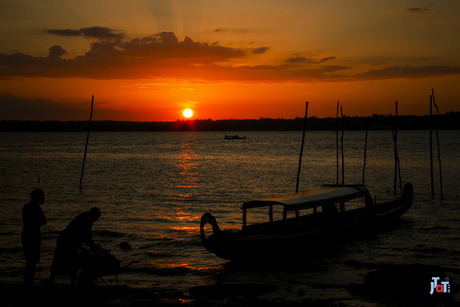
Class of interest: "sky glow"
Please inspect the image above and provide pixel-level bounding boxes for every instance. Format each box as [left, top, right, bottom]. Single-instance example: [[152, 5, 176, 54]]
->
[[0, 1, 459, 121]]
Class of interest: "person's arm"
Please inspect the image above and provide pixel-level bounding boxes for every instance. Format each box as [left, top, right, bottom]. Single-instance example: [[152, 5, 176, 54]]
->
[[37, 206, 47, 226], [81, 221, 97, 249]]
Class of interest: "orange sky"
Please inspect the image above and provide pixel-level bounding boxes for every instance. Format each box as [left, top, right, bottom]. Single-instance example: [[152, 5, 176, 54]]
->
[[1, 1, 459, 121]]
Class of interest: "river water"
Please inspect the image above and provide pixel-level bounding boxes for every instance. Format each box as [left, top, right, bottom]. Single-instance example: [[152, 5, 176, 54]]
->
[[0, 130, 459, 302]]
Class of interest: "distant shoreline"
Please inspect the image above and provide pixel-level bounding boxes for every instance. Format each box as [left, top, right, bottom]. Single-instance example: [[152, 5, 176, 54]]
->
[[1, 112, 459, 132]]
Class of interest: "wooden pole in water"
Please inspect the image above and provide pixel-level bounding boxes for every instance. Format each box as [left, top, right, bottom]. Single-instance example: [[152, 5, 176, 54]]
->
[[429, 95, 434, 196], [79, 95, 94, 191], [341, 105, 345, 185], [432, 89, 444, 201], [296, 102, 309, 194], [362, 117, 369, 185], [336, 101, 340, 185], [393, 101, 401, 194]]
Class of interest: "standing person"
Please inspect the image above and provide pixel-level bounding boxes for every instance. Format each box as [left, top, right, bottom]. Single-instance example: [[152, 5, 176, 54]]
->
[[49, 207, 101, 286], [22, 189, 47, 290]]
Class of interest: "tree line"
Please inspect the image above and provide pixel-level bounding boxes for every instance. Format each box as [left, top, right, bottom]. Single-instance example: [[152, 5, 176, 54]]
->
[[1, 112, 459, 132]]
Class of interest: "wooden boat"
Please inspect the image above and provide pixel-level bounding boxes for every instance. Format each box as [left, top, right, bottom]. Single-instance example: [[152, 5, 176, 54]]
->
[[200, 183, 413, 260], [224, 134, 246, 140]]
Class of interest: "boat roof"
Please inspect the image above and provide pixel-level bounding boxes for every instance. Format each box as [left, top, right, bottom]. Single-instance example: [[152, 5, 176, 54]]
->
[[242, 185, 369, 212]]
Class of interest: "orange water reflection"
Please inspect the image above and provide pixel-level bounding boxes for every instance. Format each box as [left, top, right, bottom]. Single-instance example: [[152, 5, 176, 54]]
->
[[152, 262, 210, 272], [170, 226, 200, 234], [159, 298, 195, 305], [160, 211, 199, 222], [173, 142, 199, 201]]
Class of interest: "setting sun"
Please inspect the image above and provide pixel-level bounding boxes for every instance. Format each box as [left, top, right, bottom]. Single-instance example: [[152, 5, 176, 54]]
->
[[183, 109, 193, 118]]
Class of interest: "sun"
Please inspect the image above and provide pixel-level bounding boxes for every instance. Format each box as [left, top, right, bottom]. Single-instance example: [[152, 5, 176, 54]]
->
[[183, 109, 193, 118]]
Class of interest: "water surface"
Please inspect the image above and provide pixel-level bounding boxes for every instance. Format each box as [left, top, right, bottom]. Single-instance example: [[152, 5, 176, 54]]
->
[[1, 130, 459, 300]]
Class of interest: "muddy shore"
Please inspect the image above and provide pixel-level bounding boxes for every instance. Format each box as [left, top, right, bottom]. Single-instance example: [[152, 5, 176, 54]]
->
[[3, 266, 460, 307]]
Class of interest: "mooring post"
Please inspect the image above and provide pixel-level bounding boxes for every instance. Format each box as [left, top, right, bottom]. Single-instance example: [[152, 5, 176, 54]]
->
[[429, 95, 434, 197], [432, 89, 443, 201], [296, 102, 309, 194], [79, 95, 94, 191], [362, 117, 369, 185], [341, 105, 345, 185], [393, 101, 402, 195], [336, 101, 340, 185]]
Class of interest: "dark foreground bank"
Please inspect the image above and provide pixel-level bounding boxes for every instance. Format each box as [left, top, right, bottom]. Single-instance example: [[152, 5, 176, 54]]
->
[[2, 264, 460, 307], [2, 283, 339, 307]]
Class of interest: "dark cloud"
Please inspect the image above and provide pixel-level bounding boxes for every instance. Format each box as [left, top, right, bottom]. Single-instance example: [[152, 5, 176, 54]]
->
[[222, 64, 349, 83], [354, 65, 460, 80], [44, 26, 125, 41], [1, 28, 460, 83], [285, 56, 336, 64], [286, 56, 312, 63], [48, 45, 66, 58], [120, 31, 246, 61], [404, 8, 430, 13], [0, 31, 247, 79], [252, 47, 269, 54], [213, 28, 251, 33], [318, 56, 336, 63]]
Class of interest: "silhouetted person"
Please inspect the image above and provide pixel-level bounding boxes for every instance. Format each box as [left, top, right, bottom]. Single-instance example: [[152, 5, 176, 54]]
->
[[22, 189, 47, 290], [49, 207, 101, 286]]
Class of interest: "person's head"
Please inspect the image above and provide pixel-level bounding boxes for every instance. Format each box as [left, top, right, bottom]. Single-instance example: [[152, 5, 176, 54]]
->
[[31, 189, 45, 204], [89, 207, 101, 221]]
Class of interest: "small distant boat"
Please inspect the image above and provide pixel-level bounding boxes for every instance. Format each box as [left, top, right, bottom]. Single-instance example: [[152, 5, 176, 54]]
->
[[200, 183, 413, 260], [224, 134, 246, 140]]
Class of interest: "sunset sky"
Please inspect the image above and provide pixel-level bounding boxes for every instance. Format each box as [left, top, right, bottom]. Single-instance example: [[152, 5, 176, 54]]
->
[[1, 1, 459, 121]]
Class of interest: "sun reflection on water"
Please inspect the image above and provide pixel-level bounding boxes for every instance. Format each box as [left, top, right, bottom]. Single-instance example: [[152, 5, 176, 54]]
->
[[173, 142, 200, 201]]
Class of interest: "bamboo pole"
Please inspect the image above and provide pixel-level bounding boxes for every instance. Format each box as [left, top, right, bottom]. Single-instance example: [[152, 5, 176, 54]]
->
[[397, 146, 402, 194], [339, 105, 345, 213], [336, 101, 340, 185], [79, 95, 94, 191], [341, 105, 345, 185], [429, 95, 434, 196], [432, 89, 444, 201], [296, 101, 309, 194], [393, 101, 402, 195], [362, 117, 369, 185]]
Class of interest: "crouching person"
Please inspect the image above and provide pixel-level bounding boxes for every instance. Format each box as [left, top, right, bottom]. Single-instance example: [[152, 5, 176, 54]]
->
[[49, 207, 101, 287]]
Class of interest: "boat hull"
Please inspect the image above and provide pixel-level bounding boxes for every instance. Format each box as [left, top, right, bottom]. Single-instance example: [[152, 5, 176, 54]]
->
[[201, 183, 413, 260]]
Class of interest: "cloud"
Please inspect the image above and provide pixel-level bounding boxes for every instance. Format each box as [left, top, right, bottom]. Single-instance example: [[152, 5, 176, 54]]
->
[[252, 47, 269, 54], [48, 45, 66, 58], [221, 64, 349, 83], [44, 26, 125, 41], [120, 31, 245, 60], [404, 8, 430, 13], [285, 56, 336, 64], [213, 28, 251, 33], [354, 65, 460, 80], [318, 57, 336, 63], [0, 30, 247, 79], [1, 27, 460, 83]]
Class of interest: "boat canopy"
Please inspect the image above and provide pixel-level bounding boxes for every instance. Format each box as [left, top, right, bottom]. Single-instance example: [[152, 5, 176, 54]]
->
[[242, 185, 369, 212]]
